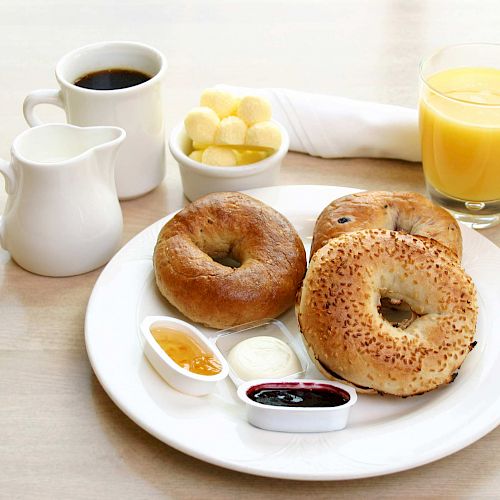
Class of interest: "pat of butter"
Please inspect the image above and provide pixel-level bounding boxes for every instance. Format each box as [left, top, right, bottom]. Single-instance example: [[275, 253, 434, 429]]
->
[[227, 336, 301, 381]]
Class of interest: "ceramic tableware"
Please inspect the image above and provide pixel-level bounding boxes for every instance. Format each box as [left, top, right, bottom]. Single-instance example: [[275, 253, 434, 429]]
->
[[23, 41, 167, 200], [169, 120, 289, 200], [0, 123, 125, 276], [139, 315, 229, 396], [237, 379, 357, 433], [85, 185, 499, 480]]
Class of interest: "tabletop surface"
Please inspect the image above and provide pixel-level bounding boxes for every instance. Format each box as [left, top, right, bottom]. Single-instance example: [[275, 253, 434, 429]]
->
[[1, 1, 499, 498]]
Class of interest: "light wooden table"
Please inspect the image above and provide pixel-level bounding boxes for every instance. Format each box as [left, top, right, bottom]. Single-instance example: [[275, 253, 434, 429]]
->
[[1, 1, 499, 498]]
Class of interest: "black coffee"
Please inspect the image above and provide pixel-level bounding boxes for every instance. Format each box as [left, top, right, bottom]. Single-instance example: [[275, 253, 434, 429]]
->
[[74, 68, 151, 90]]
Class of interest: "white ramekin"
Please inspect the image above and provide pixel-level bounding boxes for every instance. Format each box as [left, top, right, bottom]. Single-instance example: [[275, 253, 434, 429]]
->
[[237, 379, 358, 433], [139, 315, 229, 396], [168, 120, 290, 201]]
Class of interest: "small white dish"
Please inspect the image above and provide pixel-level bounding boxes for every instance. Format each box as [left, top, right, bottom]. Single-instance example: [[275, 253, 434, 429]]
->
[[237, 379, 358, 433], [139, 315, 229, 396], [169, 120, 289, 200], [213, 318, 308, 387]]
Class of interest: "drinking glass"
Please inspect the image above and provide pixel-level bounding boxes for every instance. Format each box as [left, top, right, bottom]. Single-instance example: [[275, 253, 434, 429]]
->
[[419, 43, 500, 229]]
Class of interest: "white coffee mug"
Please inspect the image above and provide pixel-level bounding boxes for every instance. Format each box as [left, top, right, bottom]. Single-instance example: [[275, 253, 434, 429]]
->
[[23, 41, 167, 200]]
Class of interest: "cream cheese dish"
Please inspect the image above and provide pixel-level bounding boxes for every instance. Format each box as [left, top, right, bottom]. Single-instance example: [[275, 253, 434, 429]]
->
[[227, 336, 302, 381]]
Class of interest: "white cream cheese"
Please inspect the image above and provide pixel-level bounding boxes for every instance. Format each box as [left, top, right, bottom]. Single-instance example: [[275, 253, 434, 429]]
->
[[227, 336, 302, 381]]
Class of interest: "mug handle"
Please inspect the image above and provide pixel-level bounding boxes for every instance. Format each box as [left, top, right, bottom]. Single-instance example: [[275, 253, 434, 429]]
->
[[0, 158, 16, 249], [0, 215, 4, 249], [0, 158, 16, 194], [23, 89, 64, 127]]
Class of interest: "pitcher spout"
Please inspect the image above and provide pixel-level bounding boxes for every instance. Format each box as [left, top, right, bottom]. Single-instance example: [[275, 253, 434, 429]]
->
[[88, 126, 127, 159], [90, 126, 127, 151], [88, 126, 127, 185]]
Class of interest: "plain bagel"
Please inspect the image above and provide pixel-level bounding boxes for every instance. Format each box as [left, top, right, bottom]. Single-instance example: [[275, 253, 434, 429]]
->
[[154, 192, 307, 329], [311, 191, 462, 259], [297, 229, 477, 397]]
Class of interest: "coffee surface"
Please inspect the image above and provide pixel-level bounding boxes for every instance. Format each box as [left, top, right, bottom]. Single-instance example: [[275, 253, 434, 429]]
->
[[74, 68, 151, 90]]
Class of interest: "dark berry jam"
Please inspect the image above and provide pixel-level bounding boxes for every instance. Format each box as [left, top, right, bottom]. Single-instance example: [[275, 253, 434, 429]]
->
[[247, 382, 350, 408]]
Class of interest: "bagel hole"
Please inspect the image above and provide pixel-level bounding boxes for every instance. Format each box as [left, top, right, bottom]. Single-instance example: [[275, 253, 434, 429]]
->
[[212, 255, 241, 268], [379, 297, 417, 329], [392, 212, 412, 234]]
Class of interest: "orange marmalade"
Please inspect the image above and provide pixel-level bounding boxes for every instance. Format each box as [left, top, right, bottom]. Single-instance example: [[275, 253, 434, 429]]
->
[[150, 326, 222, 376]]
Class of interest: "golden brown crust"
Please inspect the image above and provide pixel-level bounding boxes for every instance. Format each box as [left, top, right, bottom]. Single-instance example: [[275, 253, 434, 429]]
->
[[153, 192, 307, 329], [297, 229, 477, 397], [311, 191, 463, 259]]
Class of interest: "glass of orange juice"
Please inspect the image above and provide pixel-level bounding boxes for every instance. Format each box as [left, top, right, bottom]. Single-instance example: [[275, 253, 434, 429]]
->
[[420, 43, 500, 229]]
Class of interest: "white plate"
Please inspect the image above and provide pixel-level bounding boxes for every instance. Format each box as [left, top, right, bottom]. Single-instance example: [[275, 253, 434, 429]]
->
[[85, 185, 500, 481]]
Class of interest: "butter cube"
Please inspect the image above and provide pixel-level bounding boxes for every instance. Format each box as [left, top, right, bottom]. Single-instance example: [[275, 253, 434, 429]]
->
[[237, 96, 272, 125], [214, 116, 247, 146], [189, 150, 203, 162], [192, 141, 209, 150], [245, 121, 281, 150], [200, 88, 238, 118], [202, 146, 238, 166], [236, 150, 269, 165], [184, 107, 220, 144]]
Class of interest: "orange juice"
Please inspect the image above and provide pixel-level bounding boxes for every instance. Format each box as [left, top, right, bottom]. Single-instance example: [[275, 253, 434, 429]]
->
[[420, 67, 500, 202]]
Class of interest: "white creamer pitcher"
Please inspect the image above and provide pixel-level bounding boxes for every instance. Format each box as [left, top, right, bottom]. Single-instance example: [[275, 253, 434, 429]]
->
[[0, 124, 126, 276]]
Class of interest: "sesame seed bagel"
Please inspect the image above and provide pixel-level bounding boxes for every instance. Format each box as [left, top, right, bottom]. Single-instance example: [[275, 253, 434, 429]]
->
[[154, 192, 307, 329], [311, 191, 462, 259], [297, 229, 477, 397]]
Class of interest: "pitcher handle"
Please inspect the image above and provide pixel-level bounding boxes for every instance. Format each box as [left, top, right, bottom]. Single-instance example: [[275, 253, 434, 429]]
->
[[23, 89, 64, 127]]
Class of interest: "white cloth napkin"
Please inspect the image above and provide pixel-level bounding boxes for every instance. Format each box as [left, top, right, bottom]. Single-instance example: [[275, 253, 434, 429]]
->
[[217, 85, 420, 162]]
